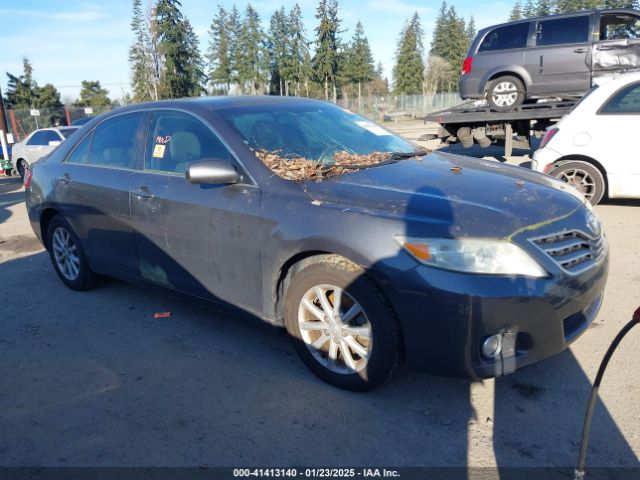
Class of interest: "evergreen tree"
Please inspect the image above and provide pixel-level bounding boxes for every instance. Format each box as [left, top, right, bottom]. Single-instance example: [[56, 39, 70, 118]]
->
[[466, 16, 476, 44], [287, 3, 312, 97], [393, 12, 425, 95], [536, 0, 554, 15], [33, 84, 63, 110], [523, 0, 535, 17], [236, 4, 268, 95], [268, 7, 289, 95], [5, 57, 37, 108], [207, 5, 232, 94], [155, 0, 196, 98], [129, 0, 156, 103], [73, 81, 111, 107], [369, 62, 389, 97], [228, 5, 242, 90], [345, 21, 374, 107], [430, 2, 449, 61], [313, 0, 342, 101], [509, 0, 523, 21], [184, 19, 206, 96]]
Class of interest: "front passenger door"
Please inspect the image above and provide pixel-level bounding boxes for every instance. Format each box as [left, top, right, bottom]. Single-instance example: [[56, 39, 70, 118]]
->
[[129, 110, 263, 314], [525, 14, 592, 96]]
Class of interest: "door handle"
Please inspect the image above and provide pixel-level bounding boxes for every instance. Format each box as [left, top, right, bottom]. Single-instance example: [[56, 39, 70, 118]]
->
[[573, 47, 588, 53], [57, 174, 70, 184], [132, 187, 153, 199]]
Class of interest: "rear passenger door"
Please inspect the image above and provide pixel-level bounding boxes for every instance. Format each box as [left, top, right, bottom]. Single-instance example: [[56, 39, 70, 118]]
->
[[525, 14, 592, 95], [58, 112, 146, 274], [129, 110, 263, 314], [24, 130, 60, 164], [592, 12, 640, 80]]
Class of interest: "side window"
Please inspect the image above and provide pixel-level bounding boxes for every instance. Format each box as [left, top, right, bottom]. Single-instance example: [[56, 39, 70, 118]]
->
[[27, 131, 56, 146], [600, 14, 640, 41], [144, 111, 232, 174], [479, 22, 530, 52], [600, 83, 640, 114], [66, 132, 93, 164], [85, 112, 144, 168], [537, 16, 590, 46]]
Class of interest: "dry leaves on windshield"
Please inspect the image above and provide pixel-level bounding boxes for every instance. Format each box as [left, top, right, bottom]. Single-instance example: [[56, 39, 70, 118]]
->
[[254, 149, 396, 181]]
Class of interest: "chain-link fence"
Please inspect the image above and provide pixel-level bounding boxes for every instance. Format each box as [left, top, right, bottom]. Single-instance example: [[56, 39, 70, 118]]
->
[[5, 93, 463, 142], [338, 93, 463, 121], [6, 106, 113, 142]]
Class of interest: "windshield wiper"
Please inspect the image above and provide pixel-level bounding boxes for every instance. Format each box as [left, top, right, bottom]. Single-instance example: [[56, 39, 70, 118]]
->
[[388, 150, 429, 160]]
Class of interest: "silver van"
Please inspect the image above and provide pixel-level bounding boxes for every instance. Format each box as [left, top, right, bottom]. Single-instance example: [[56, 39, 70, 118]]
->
[[459, 9, 640, 111]]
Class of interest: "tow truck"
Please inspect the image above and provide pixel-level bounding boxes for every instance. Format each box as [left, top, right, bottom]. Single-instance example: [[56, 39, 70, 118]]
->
[[424, 99, 577, 156]]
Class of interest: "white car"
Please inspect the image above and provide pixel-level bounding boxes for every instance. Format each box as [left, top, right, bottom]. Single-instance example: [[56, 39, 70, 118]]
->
[[533, 71, 640, 205], [11, 126, 79, 179]]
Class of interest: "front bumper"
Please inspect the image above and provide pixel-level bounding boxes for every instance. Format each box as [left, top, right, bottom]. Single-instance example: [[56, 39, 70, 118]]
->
[[376, 212, 609, 379]]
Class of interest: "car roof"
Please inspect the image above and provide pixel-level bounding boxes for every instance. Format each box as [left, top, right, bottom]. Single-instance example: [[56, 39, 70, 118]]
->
[[478, 8, 640, 34], [108, 95, 332, 116]]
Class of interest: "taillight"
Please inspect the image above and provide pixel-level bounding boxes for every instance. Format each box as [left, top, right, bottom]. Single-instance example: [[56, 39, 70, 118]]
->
[[461, 56, 473, 75], [539, 127, 559, 149], [24, 168, 33, 189]]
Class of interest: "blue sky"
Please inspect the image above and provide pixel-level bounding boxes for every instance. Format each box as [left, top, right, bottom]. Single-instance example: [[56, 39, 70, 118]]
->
[[0, 0, 511, 101]]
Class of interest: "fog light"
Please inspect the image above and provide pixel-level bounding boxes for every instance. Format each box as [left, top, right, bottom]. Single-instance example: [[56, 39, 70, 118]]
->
[[482, 334, 502, 359]]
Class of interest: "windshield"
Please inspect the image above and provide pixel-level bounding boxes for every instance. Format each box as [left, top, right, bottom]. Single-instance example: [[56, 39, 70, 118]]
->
[[217, 102, 418, 171]]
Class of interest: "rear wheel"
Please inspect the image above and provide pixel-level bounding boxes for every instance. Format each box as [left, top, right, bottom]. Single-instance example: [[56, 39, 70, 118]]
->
[[46, 215, 95, 290], [284, 257, 400, 391], [551, 161, 606, 205], [487, 76, 525, 111]]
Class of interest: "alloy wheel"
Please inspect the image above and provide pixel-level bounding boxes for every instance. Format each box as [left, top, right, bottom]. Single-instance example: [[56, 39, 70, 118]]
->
[[52, 227, 81, 281], [297, 284, 372, 374], [557, 168, 595, 200]]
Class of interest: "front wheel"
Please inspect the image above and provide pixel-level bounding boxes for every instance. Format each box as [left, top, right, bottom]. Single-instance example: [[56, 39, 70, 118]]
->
[[284, 256, 400, 391], [486, 76, 525, 111], [46, 215, 96, 290], [551, 161, 606, 205]]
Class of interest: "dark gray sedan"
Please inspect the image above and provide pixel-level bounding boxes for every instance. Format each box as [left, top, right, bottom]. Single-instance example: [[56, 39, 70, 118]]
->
[[25, 97, 608, 390]]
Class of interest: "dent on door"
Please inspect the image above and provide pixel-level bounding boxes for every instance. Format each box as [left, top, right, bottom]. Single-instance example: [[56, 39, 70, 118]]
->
[[592, 39, 640, 78]]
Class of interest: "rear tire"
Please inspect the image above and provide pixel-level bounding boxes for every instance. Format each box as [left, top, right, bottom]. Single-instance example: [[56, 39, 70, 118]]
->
[[487, 76, 525, 112], [284, 256, 400, 391], [46, 215, 96, 290], [550, 161, 606, 205]]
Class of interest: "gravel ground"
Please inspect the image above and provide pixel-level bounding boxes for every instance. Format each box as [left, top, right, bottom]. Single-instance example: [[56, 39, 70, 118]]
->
[[0, 132, 638, 473]]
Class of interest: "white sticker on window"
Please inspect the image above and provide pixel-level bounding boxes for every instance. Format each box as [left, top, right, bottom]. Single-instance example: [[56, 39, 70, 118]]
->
[[355, 120, 391, 136], [152, 144, 166, 158]]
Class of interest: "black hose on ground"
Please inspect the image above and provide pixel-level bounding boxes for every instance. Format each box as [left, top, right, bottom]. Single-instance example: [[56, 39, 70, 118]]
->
[[574, 306, 640, 480]]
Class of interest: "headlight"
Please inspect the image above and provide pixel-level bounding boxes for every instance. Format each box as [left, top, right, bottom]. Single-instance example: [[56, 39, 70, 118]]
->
[[396, 236, 547, 277]]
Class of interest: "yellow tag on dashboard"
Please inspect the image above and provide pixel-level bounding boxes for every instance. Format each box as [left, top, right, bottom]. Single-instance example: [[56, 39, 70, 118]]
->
[[152, 144, 165, 158]]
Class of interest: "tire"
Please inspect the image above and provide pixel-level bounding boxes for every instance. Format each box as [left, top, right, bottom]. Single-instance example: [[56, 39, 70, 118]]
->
[[46, 215, 96, 290], [16, 159, 28, 181], [550, 160, 606, 205], [486, 75, 525, 112], [284, 256, 400, 391]]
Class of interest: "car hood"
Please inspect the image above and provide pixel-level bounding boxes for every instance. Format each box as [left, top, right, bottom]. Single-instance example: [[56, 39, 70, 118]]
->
[[302, 151, 586, 238]]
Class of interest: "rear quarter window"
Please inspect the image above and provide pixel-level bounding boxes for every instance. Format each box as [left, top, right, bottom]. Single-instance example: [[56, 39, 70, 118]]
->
[[600, 82, 640, 114], [479, 22, 530, 52]]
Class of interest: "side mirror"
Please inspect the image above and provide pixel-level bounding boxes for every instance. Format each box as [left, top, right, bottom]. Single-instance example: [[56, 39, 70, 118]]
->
[[48, 140, 61, 147], [185, 159, 241, 185]]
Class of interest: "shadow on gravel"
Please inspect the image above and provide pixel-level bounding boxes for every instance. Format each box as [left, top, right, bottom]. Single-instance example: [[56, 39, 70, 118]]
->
[[0, 176, 24, 225]]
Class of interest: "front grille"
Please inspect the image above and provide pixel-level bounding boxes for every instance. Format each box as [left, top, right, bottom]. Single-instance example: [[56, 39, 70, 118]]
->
[[530, 230, 606, 274]]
